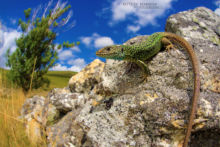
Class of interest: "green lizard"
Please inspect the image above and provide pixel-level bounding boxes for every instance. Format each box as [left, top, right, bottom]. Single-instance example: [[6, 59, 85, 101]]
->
[[96, 32, 200, 147]]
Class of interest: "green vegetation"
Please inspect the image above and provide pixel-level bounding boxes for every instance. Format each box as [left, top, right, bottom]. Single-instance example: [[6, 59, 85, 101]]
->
[[6, 4, 79, 92], [46, 71, 77, 88], [30, 70, 76, 96]]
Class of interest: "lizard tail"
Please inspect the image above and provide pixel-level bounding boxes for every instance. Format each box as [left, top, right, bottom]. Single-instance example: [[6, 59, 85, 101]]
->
[[163, 32, 200, 147]]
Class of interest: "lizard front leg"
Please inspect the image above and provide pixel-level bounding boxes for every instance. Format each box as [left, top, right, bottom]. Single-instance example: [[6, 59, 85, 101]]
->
[[135, 59, 151, 75], [161, 37, 176, 52], [135, 60, 151, 81]]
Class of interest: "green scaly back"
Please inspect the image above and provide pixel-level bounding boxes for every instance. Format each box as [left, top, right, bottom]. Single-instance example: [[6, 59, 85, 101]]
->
[[123, 32, 164, 61]]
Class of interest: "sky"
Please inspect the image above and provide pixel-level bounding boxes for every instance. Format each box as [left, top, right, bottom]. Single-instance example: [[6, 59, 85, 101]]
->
[[0, 0, 219, 72]]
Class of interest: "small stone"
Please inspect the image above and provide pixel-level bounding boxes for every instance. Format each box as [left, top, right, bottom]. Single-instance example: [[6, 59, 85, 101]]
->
[[92, 100, 100, 106], [140, 101, 145, 105]]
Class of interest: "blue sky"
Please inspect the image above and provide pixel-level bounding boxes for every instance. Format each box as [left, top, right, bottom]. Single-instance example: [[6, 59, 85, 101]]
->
[[0, 0, 219, 71]]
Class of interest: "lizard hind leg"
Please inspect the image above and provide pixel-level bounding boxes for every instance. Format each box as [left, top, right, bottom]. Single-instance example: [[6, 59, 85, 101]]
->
[[161, 37, 177, 52]]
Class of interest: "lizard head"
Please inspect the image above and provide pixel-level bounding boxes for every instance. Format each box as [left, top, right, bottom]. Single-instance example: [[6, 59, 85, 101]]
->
[[96, 45, 125, 60]]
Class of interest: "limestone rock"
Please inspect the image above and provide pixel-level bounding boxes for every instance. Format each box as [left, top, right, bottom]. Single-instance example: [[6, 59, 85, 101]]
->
[[20, 96, 46, 143], [69, 59, 105, 93], [46, 110, 93, 147], [166, 7, 220, 95], [48, 88, 86, 112], [166, 7, 220, 46], [46, 104, 60, 126]]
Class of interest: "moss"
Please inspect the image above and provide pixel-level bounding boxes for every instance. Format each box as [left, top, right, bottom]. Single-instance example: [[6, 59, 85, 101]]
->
[[46, 105, 60, 126], [192, 17, 199, 24], [192, 17, 208, 30], [192, 26, 198, 31], [202, 33, 208, 39], [211, 36, 220, 45]]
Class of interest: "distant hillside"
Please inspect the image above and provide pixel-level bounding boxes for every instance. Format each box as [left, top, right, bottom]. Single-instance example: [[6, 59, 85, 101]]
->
[[0, 68, 77, 96], [45, 70, 77, 89]]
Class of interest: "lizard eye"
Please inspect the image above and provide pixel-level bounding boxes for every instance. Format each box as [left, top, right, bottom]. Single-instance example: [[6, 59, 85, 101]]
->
[[106, 47, 111, 51]]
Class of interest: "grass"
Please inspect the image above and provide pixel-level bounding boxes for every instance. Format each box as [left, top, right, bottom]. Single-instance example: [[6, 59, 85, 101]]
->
[[29, 70, 76, 97], [0, 69, 76, 147]]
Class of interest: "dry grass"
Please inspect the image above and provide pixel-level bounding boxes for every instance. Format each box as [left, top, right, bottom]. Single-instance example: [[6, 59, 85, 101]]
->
[[0, 70, 44, 146], [0, 88, 43, 147], [0, 71, 31, 146]]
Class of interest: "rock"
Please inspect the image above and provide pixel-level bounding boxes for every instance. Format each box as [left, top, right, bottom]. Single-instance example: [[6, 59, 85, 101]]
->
[[166, 7, 220, 46], [20, 95, 46, 143], [21, 7, 220, 147], [166, 7, 220, 94], [46, 104, 60, 126], [46, 110, 93, 147], [48, 88, 86, 113], [69, 59, 105, 93]]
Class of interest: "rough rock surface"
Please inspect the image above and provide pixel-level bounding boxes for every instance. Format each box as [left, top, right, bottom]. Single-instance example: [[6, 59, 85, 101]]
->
[[20, 7, 220, 147], [69, 59, 105, 93], [20, 96, 46, 143]]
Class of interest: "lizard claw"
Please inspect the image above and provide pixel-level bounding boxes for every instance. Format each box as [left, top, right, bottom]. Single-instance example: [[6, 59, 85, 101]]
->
[[141, 73, 150, 83], [166, 44, 176, 52], [142, 75, 148, 83]]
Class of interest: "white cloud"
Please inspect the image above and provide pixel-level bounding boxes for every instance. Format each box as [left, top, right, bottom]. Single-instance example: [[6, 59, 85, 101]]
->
[[0, 23, 21, 68], [50, 64, 69, 71], [215, 8, 220, 16], [10, 18, 17, 25], [215, 0, 220, 6], [67, 58, 86, 72], [80, 33, 114, 48], [80, 33, 100, 47], [215, 0, 220, 16], [68, 58, 86, 72], [127, 25, 141, 33], [81, 37, 92, 46], [70, 46, 80, 52], [67, 58, 86, 66], [51, 58, 87, 72], [56, 46, 83, 71], [68, 66, 82, 72], [112, 0, 135, 21], [58, 50, 74, 60], [110, 0, 175, 32], [94, 37, 114, 48]]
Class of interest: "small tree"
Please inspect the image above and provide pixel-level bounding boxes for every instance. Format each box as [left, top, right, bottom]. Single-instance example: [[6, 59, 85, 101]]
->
[[6, 2, 78, 92]]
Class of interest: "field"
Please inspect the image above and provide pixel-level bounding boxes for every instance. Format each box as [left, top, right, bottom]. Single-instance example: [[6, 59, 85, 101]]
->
[[0, 69, 76, 147], [29, 70, 77, 97]]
